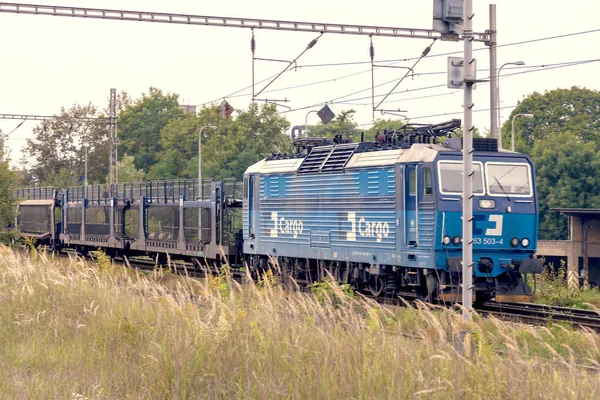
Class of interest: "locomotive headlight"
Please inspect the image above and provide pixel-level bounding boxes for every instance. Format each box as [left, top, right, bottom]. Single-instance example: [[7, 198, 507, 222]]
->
[[442, 235, 451, 246], [510, 237, 519, 247], [452, 236, 462, 246], [479, 199, 496, 209], [521, 238, 530, 248]]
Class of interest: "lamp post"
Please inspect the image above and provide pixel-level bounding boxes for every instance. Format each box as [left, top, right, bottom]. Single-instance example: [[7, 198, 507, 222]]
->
[[304, 110, 318, 137], [84, 146, 88, 187], [511, 113, 533, 152], [198, 125, 217, 196], [0, 120, 25, 162], [198, 125, 217, 243], [497, 61, 524, 148]]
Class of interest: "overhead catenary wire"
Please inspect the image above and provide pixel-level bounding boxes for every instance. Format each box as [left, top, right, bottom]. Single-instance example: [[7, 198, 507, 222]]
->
[[348, 58, 600, 127], [199, 27, 600, 109], [282, 57, 600, 115], [253, 32, 324, 99], [374, 39, 436, 111], [290, 27, 600, 69]]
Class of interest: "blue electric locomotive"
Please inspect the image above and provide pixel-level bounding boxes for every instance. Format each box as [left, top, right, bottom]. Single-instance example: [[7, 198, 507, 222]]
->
[[243, 120, 543, 302]]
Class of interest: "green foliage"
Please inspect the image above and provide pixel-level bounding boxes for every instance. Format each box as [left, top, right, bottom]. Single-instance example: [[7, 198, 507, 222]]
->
[[118, 87, 185, 173], [310, 277, 355, 306], [22, 103, 109, 186], [361, 118, 406, 142], [533, 132, 600, 239], [450, 126, 485, 138], [117, 154, 145, 183], [501, 87, 600, 240], [0, 159, 19, 245], [502, 87, 600, 153], [534, 260, 600, 308], [368, 118, 406, 133], [93, 248, 112, 271], [306, 109, 361, 142], [148, 102, 290, 181], [147, 112, 220, 180], [199, 103, 290, 180], [22, 236, 37, 260], [0, 160, 18, 230]]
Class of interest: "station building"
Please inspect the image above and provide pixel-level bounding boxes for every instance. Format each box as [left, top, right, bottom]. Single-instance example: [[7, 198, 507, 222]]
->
[[537, 208, 600, 287]]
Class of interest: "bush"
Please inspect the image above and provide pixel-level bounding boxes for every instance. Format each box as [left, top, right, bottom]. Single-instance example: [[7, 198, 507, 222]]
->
[[533, 260, 600, 308]]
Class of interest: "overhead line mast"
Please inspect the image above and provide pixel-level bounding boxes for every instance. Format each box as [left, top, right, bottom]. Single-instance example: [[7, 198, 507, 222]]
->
[[0, 2, 489, 42]]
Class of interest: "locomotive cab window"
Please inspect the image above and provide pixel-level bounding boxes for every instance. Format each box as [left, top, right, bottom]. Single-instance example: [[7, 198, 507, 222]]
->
[[423, 167, 433, 196], [437, 160, 484, 195], [485, 162, 533, 197]]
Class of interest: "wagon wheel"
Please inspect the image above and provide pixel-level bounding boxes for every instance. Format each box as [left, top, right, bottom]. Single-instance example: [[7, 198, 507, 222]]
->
[[368, 275, 385, 297]]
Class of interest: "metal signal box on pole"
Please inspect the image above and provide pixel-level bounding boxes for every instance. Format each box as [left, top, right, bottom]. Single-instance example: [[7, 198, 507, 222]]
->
[[433, 0, 464, 36]]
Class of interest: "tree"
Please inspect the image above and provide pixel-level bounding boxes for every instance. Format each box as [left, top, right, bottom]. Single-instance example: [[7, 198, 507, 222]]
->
[[149, 102, 291, 181], [532, 132, 600, 240], [368, 118, 406, 134], [202, 102, 291, 180], [502, 87, 600, 154], [117, 87, 185, 173], [501, 87, 600, 240], [306, 109, 361, 141], [117, 154, 146, 183], [0, 160, 18, 230], [147, 113, 214, 180], [22, 103, 109, 187]]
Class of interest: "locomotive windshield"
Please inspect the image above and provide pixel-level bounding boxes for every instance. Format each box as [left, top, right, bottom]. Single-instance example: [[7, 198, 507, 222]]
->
[[438, 161, 484, 195], [485, 162, 532, 196]]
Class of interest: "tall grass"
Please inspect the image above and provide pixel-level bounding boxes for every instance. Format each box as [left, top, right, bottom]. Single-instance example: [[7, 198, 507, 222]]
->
[[0, 246, 599, 399], [534, 261, 600, 308]]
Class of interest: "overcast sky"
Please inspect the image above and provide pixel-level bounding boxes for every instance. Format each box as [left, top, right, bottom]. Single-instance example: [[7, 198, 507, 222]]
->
[[0, 0, 598, 165]]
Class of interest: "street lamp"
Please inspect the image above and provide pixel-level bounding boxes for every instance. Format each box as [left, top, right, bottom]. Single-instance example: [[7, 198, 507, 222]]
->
[[0, 120, 25, 161], [497, 60, 525, 148], [511, 113, 533, 152], [198, 125, 217, 198], [304, 110, 318, 137]]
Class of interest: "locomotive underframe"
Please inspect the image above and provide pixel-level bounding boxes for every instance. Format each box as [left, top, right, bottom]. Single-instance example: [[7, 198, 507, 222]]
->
[[244, 253, 535, 302]]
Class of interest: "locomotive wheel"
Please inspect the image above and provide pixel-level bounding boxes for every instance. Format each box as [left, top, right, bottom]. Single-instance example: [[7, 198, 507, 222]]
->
[[416, 274, 439, 303], [368, 276, 385, 297]]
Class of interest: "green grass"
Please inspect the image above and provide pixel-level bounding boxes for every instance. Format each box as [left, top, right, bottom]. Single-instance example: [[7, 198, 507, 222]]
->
[[533, 262, 600, 308], [0, 246, 599, 399]]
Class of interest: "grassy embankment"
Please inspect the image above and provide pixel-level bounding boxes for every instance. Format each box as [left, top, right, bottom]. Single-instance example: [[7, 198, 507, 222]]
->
[[0, 246, 599, 399]]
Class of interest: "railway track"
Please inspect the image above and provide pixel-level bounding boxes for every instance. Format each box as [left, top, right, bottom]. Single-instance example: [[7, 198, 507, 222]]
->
[[474, 301, 600, 330]]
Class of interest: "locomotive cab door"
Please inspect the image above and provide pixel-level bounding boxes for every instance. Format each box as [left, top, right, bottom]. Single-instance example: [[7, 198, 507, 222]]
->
[[244, 174, 255, 239], [404, 164, 418, 246]]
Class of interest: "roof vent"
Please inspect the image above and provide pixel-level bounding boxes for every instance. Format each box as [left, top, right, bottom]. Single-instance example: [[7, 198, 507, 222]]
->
[[320, 144, 358, 172], [443, 137, 499, 152], [297, 146, 332, 173]]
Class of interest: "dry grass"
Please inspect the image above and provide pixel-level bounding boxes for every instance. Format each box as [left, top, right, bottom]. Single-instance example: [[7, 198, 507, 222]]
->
[[0, 246, 599, 399]]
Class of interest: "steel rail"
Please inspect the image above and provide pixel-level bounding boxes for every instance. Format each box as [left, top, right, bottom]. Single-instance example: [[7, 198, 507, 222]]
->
[[476, 301, 600, 330]]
